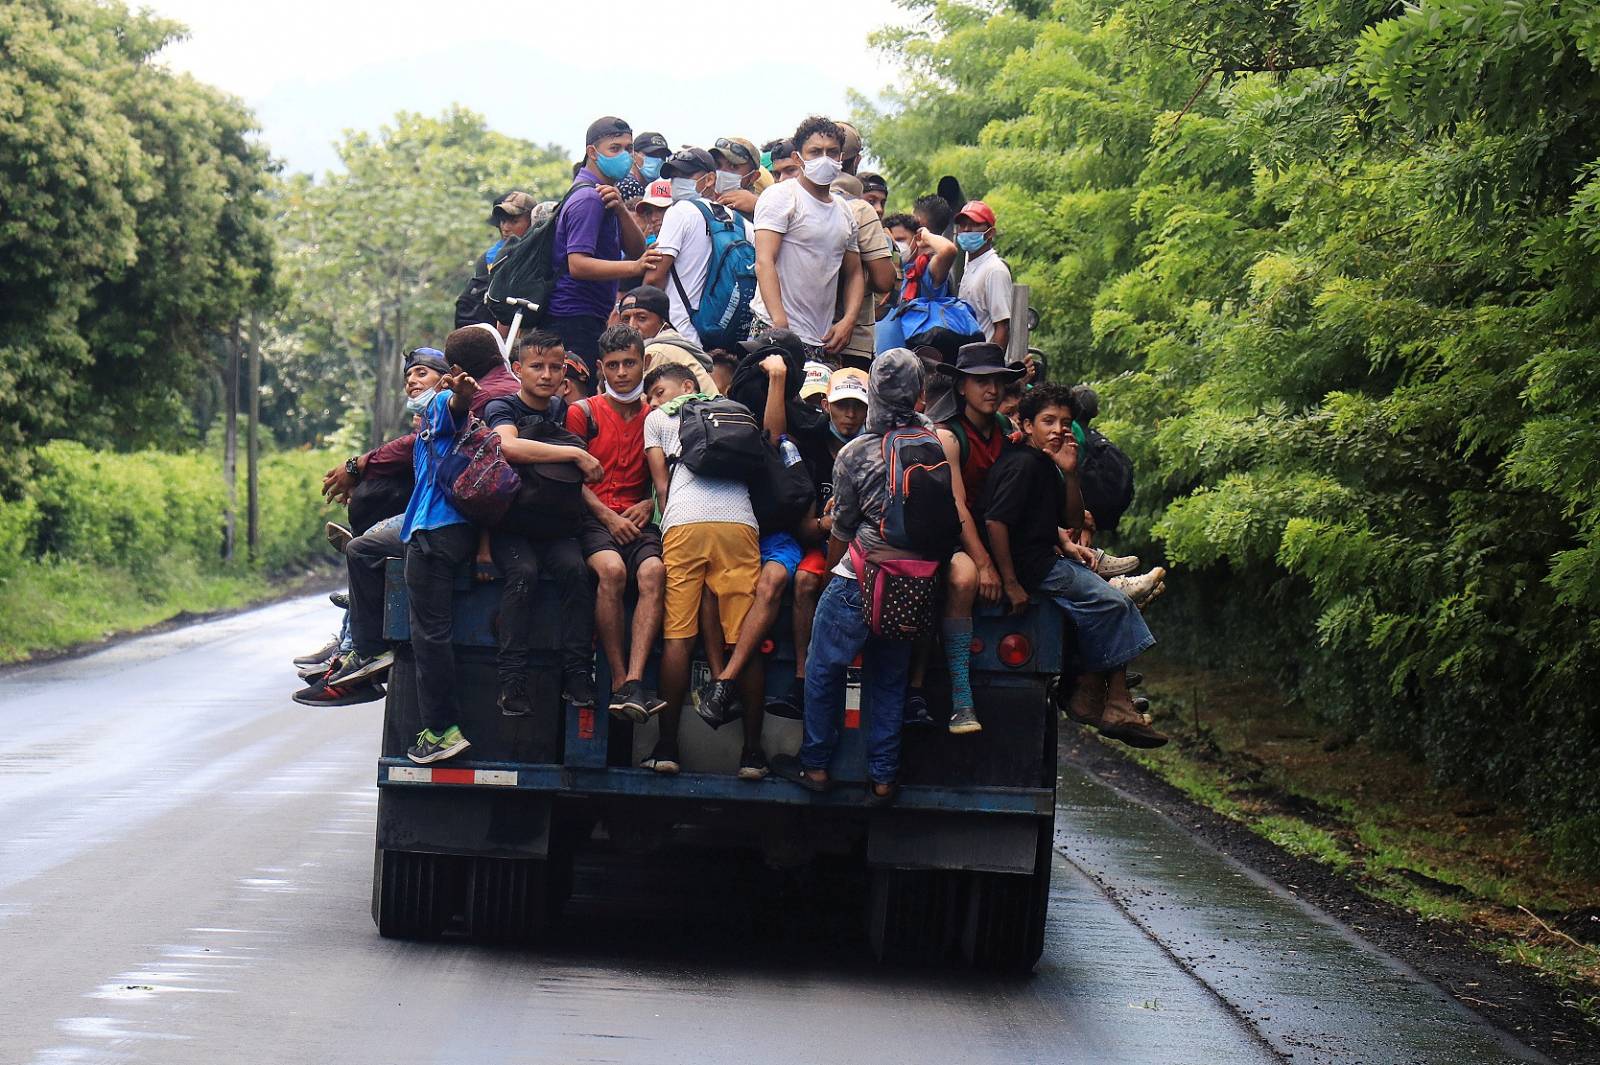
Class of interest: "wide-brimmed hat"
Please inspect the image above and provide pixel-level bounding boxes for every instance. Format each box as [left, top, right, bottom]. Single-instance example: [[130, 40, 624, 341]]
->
[[935, 342, 1024, 380]]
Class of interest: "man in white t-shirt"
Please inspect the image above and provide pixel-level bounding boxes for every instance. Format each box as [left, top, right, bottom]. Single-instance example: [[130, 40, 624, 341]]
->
[[953, 200, 1014, 350], [748, 116, 863, 357], [643, 148, 756, 349]]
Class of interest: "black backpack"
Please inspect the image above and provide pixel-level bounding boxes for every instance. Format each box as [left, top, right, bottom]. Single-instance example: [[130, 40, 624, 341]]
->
[[675, 397, 765, 482], [879, 425, 961, 557], [454, 271, 495, 329], [748, 436, 816, 534], [1077, 427, 1135, 532], [484, 182, 590, 326], [500, 416, 587, 539]]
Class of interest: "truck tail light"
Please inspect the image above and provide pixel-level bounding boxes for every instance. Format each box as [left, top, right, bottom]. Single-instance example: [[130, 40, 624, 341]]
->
[[970, 636, 985, 655], [997, 633, 1032, 668]]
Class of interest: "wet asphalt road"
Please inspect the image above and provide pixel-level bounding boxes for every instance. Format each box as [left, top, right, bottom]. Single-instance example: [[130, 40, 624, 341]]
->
[[0, 594, 1549, 1064]]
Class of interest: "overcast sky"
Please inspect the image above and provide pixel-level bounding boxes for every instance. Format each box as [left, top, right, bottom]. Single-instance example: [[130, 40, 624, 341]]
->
[[146, 0, 917, 177]]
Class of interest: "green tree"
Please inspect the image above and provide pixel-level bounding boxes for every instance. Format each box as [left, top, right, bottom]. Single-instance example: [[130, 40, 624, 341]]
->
[[862, 0, 1600, 849], [268, 108, 570, 446]]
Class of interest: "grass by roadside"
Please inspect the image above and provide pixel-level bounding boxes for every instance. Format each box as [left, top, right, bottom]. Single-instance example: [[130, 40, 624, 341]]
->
[[0, 555, 337, 664], [1124, 654, 1600, 1032]]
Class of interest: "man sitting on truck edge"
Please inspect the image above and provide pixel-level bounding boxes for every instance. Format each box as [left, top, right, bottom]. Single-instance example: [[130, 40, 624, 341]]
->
[[642, 363, 768, 780], [771, 348, 933, 804], [483, 329, 604, 716], [981, 384, 1168, 749], [568, 325, 668, 722]]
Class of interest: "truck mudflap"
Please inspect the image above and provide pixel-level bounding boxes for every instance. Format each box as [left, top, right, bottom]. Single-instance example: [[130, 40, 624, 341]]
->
[[867, 810, 1040, 874]]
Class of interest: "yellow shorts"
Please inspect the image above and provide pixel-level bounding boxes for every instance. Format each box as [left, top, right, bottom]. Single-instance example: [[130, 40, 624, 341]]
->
[[662, 523, 759, 643]]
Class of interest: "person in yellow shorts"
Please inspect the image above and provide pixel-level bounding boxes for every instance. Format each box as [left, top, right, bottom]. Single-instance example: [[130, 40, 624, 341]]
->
[[642, 363, 768, 780]]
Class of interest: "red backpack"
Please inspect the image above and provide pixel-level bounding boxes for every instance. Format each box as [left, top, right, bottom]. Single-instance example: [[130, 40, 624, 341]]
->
[[434, 414, 521, 526]]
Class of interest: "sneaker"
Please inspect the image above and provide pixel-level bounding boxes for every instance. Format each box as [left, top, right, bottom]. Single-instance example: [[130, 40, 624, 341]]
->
[[326, 649, 394, 686], [737, 748, 770, 781], [695, 679, 741, 729], [293, 634, 340, 667], [1110, 567, 1167, 606], [764, 677, 805, 720], [642, 690, 668, 717], [325, 521, 353, 553], [562, 670, 597, 709], [948, 705, 982, 735], [609, 680, 648, 723], [641, 740, 680, 775], [407, 725, 470, 764], [293, 678, 385, 707], [498, 680, 533, 718], [1094, 549, 1142, 578], [1139, 582, 1167, 611], [328, 591, 350, 610], [903, 689, 936, 729], [297, 654, 339, 680]]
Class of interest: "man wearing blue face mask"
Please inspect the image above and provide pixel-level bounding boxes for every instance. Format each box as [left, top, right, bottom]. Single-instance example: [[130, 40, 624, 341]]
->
[[953, 200, 1013, 350], [550, 116, 659, 377], [620, 131, 670, 202]]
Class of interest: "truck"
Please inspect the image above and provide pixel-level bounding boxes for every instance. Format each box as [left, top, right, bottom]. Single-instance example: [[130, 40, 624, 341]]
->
[[371, 560, 1063, 971]]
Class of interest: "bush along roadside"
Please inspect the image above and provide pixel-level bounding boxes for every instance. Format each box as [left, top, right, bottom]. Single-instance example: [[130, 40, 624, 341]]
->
[[0, 441, 337, 662], [1112, 650, 1600, 1041]]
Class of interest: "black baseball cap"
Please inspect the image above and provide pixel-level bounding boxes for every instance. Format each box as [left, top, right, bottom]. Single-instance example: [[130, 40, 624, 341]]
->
[[633, 131, 670, 156], [585, 115, 632, 145], [621, 285, 670, 319], [660, 147, 716, 179], [860, 171, 889, 196]]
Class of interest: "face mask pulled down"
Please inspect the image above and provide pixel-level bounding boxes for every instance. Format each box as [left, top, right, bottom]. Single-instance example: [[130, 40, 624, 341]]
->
[[405, 388, 438, 415]]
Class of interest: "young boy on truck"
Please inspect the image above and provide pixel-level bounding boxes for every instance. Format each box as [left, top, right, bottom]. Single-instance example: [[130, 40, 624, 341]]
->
[[568, 325, 668, 722], [980, 384, 1168, 749], [641, 363, 768, 780], [483, 330, 605, 717]]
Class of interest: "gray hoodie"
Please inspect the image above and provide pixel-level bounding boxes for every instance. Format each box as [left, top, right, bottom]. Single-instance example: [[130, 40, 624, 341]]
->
[[830, 349, 928, 575]]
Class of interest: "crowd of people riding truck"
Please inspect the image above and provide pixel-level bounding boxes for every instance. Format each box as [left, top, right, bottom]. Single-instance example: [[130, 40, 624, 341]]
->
[[299, 113, 1169, 805]]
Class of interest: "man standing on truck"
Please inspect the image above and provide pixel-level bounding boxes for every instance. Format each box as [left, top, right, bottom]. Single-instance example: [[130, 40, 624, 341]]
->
[[981, 384, 1168, 749], [953, 200, 1013, 350], [643, 147, 756, 348], [549, 116, 658, 376], [771, 348, 934, 804]]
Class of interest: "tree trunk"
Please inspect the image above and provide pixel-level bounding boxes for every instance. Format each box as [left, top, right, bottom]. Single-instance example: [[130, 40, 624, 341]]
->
[[370, 312, 388, 448], [246, 311, 262, 560], [224, 319, 240, 563]]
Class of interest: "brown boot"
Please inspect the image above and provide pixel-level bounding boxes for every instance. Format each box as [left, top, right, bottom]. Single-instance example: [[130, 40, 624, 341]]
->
[[1064, 673, 1108, 726], [1097, 672, 1169, 748]]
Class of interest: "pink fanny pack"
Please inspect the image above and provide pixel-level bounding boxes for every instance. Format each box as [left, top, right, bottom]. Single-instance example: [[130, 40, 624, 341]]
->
[[850, 542, 941, 640]]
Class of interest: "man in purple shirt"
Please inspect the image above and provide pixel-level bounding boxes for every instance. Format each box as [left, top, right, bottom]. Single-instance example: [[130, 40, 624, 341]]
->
[[550, 116, 658, 379]]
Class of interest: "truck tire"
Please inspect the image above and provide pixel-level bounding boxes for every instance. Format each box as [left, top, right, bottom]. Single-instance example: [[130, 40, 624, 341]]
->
[[465, 856, 550, 943], [867, 866, 962, 965], [372, 847, 464, 939], [959, 818, 1054, 972]]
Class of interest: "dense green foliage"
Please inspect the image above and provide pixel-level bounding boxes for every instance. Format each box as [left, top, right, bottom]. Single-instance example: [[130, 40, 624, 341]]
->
[[0, 0, 273, 465], [861, 0, 1600, 859], [0, 442, 336, 660]]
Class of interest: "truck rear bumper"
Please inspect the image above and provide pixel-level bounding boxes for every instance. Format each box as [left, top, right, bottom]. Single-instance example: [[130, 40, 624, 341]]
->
[[377, 757, 1054, 817]]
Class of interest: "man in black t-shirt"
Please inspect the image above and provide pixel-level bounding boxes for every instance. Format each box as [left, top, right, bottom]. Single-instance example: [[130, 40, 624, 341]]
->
[[981, 385, 1168, 749]]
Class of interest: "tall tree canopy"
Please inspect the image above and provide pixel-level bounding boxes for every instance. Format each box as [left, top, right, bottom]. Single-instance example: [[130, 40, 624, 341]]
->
[[861, 0, 1600, 848], [0, 0, 274, 463]]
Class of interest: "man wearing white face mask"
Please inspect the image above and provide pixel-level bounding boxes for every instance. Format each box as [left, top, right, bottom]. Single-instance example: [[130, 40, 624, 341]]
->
[[643, 147, 756, 349], [748, 116, 864, 360]]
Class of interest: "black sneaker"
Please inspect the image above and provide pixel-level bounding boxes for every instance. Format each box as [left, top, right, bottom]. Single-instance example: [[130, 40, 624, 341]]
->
[[695, 679, 741, 729], [609, 680, 648, 723], [642, 690, 668, 717], [293, 678, 385, 707], [902, 688, 936, 729], [326, 650, 394, 686], [764, 678, 804, 720], [498, 681, 533, 718], [737, 748, 770, 781], [329, 591, 350, 610], [407, 726, 470, 764], [563, 670, 597, 709]]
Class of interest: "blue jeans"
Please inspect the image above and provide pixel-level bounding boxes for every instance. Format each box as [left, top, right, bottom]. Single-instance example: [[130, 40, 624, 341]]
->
[[1037, 557, 1155, 672], [801, 577, 914, 783]]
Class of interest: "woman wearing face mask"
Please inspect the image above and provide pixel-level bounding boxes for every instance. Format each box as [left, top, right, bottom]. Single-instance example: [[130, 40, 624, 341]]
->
[[747, 115, 866, 359], [953, 200, 1014, 350]]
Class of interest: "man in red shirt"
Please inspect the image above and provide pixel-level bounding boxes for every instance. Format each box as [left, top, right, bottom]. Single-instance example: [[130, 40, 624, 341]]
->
[[567, 325, 666, 721]]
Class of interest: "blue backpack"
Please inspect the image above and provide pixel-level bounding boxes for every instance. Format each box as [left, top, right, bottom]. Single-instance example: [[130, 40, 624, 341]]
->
[[875, 295, 984, 354], [669, 200, 757, 350], [878, 425, 961, 557]]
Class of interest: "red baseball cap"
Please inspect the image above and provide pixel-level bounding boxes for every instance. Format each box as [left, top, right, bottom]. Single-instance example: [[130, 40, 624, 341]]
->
[[955, 200, 996, 226]]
